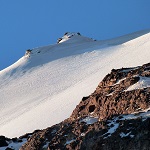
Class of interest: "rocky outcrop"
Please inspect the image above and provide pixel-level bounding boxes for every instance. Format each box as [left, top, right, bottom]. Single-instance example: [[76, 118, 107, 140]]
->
[[70, 63, 150, 121], [25, 49, 32, 57], [19, 62, 150, 150], [0, 134, 30, 150], [57, 32, 82, 43]]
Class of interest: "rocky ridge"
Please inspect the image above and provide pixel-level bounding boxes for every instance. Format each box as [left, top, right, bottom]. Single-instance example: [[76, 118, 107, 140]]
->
[[1, 63, 150, 150]]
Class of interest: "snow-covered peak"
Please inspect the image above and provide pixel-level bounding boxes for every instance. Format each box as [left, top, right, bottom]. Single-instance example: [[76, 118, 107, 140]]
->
[[57, 32, 95, 44], [0, 29, 150, 138]]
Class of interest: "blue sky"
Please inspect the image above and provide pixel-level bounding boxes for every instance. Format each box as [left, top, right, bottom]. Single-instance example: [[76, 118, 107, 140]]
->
[[0, 0, 150, 70]]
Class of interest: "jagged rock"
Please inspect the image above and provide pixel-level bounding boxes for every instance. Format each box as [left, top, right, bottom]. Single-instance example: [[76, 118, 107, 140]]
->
[[25, 49, 32, 57], [70, 63, 150, 121], [0, 136, 8, 147], [57, 38, 62, 44], [77, 32, 81, 36], [57, 32, 82, 44]]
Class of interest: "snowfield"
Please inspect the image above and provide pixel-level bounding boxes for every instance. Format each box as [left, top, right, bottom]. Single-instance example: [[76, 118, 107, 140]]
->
[[0, 30, 150, 138]]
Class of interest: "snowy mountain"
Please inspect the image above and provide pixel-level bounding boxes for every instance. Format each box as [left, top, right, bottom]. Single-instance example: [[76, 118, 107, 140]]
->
[[0, 30, 150, 139]]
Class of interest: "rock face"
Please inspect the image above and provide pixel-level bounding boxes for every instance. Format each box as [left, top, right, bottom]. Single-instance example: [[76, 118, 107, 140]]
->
[[70, 63, 150, 121], [0, 134, 30, 150], [1, 63, 150, 150]]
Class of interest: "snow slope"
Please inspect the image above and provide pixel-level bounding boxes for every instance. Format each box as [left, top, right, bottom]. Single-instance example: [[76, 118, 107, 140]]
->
[[0, 30, 150, 138]]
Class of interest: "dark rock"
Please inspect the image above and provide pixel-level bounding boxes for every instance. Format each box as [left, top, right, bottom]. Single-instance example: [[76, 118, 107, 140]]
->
[[12, 137, 18, 142], [25, 49, 32, 57], [5, 148, 14, 150], [89, 105, 96, 113], [64, 32, 69, 35], [77, 32, 81, 36], [81, 96, 89, 101], [57, 38, 62, 44], [0, 136, 8, 147]]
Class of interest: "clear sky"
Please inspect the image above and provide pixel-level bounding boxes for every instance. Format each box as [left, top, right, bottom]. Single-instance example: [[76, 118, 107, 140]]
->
[[0, 0, 150, 70]]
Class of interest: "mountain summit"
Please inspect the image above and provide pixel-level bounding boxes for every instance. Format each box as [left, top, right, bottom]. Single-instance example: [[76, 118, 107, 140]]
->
[[56, 32, 95, 44], [0, 30, 150, 138]]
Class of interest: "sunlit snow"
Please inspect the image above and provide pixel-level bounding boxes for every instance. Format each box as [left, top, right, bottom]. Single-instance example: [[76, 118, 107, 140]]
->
[[0, 30, 150, 137], [80, 116, 98, 125]]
